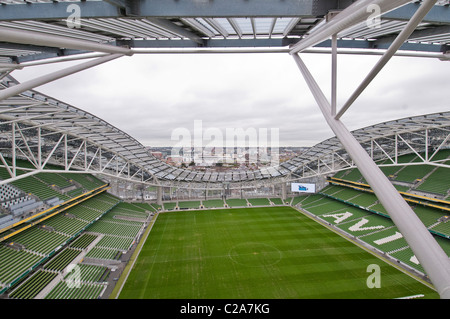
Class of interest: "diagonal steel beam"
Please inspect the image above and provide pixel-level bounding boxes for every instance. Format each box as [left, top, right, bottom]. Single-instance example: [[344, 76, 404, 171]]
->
[[335, 0, 438, 120], [0, 153, 13, 178], [0, 54, 123, 102], [0, 26, 133, 56], [292, 52, 450, 299], [42, 134, 65, 169], [289, 0, 411, 55]]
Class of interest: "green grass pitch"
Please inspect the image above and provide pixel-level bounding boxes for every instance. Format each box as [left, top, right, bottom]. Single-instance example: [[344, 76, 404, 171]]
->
[[118, 206, 439, 299]]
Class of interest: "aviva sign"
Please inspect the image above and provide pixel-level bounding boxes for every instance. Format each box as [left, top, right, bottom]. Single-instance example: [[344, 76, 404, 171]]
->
[[291, 183, 316, 193]]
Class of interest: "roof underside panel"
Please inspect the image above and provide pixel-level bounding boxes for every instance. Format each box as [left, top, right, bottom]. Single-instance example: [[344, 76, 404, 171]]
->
[[0, 1, 448, 63]]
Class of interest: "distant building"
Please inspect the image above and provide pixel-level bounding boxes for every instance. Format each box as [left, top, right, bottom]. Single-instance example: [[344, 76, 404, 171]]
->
[[151, 151, 163, 159], [166, 155, 183, 166]]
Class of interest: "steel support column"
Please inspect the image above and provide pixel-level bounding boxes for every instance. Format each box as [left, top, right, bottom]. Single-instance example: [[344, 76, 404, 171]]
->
[[292, 53, 450, 299], [331, 33, 338, 117], [11, 123, 15, 177]]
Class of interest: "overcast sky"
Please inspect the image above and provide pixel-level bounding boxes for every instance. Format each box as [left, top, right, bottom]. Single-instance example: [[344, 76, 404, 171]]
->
[[12, 52, 450, 148]]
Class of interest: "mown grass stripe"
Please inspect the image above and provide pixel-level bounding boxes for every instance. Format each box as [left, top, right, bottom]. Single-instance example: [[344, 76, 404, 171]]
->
[[119, 207, 439, 299]]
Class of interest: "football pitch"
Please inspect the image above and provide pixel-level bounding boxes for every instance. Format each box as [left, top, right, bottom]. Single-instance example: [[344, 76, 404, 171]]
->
[[118, 206, 439, 299]]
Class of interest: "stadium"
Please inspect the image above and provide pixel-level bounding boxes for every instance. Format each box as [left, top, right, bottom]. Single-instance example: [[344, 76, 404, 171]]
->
[[0, 0, 449, 305]]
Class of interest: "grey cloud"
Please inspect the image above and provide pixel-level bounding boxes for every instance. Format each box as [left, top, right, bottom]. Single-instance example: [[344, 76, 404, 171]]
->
[[11, 53, 449, 148]]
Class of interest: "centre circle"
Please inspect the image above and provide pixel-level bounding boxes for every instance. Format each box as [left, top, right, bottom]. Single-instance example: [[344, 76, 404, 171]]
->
[[228, 242, 282, 267]]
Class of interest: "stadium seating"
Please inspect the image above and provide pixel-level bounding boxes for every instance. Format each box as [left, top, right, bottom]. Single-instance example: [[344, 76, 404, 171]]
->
[[163, 202, 177, 211], [334, 151, 450, 200], [36, 173, 72, 189], [178, 201, 201, 209], [85, 247, 121, 260], [435, 236, 450, 256], [360, 228, 409, 253], [395, 164, 435, 183], [225, 198, 248, 208], [8, 270, 58, 299], [0, 184, 23, 202], [336, 214, 395, 237], [0, 148, 449, 298], [115, 202, 154, 213], [0, 214, 19, 229], [79, 201, 150, 266], [202, 199, 225, 208], [0, 159, 109, 230], [390, 248, 425, 273], [66, 204, 105, 223], [9, 227, 71, 256], [0, 246, 42, 290], [107, 205, 150, 222], [86, 220, 142, 238], [95, 235, 134, 251], [412, 205, 445, 228], [298, 194, 427, 272], [269, 198, 284, 205], [59, 173, 106, 192], [45, 281, 105, 299], [65, 264, 110, 283], [0, 186, 121, 296], [247, 198, 270, 206], [10, 176, 70, 202], [69, 233, 98, 250], [296, 153, 450, 276], [0, 178, 44, 218], [416, 161, 450, 196], [42, 214, 89, 237], [43, 248, 82, 272], [430, 220, 450, 237], [150, 203, 162, 211]]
